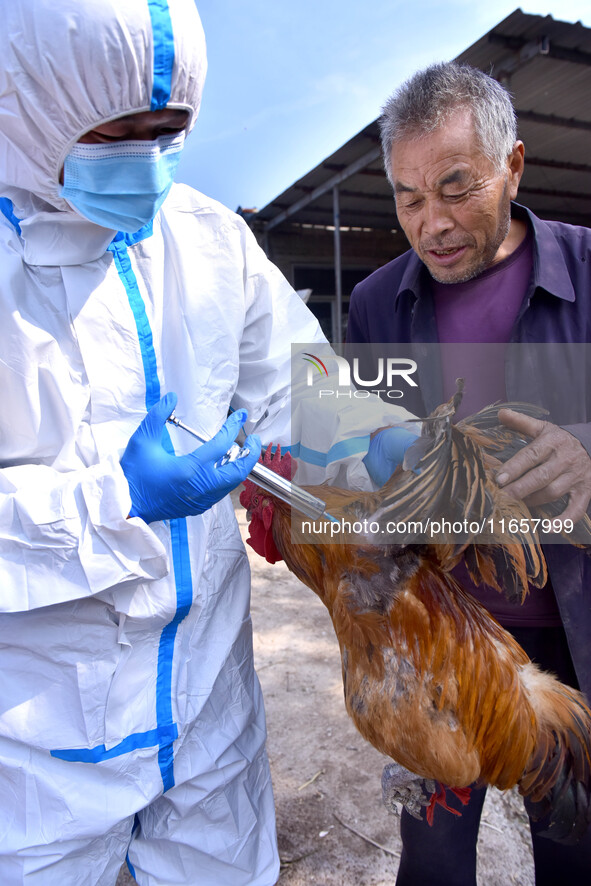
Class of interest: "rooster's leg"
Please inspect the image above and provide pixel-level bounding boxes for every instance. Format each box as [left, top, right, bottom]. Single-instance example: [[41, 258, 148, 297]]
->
[[381, 761, 437, 820]]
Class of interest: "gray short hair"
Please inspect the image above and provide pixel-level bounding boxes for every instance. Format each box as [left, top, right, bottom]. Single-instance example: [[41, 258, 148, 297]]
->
[[380, 62, 517, 184]]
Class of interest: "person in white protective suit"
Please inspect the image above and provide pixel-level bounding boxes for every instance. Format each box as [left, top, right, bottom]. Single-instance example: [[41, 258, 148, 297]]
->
[[0, 1, 418, 884]]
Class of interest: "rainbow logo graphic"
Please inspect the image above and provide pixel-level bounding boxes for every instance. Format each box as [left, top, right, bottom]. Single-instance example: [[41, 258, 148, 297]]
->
[[302, 352, 329, 376]]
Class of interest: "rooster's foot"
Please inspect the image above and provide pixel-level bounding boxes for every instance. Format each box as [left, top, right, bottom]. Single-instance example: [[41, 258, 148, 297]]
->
[[381, 762, 436, 821]]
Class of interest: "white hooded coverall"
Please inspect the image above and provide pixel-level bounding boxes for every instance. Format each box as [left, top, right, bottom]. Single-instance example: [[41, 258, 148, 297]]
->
[[0, 2, 412, 883]]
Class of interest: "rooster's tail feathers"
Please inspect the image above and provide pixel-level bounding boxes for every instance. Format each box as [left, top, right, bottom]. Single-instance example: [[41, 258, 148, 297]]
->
[[519, 665, 591, 843]]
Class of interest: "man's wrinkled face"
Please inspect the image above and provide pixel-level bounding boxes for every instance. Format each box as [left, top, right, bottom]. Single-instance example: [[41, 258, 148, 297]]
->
[[390, 108, 524, 283]]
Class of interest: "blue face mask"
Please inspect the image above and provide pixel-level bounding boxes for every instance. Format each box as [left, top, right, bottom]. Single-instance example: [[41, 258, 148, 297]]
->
[[59, 132, 185, 233]]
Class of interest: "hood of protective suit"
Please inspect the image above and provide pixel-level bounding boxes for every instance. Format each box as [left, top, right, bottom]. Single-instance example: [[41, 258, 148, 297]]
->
[[0, 0, 207, 263]]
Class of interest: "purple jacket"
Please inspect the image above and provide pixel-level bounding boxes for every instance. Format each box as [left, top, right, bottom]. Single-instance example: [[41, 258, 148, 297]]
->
[[347, 203, 591, 699]]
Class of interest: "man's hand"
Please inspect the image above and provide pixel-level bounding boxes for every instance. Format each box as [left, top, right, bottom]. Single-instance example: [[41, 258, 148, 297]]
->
[[495, 408, 591, 523]]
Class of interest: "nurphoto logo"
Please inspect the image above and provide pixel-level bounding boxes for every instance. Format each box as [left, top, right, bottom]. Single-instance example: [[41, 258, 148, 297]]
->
[[303, 352, 418, 400]]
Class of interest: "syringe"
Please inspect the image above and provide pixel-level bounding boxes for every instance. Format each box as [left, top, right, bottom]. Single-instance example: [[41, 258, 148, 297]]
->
[[166, 413, 337, 522]]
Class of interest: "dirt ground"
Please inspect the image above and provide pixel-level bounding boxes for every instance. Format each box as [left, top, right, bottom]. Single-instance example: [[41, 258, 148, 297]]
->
[[117, 495, 535, 885]]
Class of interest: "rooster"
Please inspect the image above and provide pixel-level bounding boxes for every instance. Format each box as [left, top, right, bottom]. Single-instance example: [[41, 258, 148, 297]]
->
[[240, 385, 591, 843]]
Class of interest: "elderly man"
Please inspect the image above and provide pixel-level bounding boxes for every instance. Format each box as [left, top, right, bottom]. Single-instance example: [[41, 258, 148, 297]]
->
[[347, 62, 591, 885]]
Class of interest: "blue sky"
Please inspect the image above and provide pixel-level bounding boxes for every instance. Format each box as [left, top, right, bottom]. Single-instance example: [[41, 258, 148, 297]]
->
[[177, 1, 591, 212]]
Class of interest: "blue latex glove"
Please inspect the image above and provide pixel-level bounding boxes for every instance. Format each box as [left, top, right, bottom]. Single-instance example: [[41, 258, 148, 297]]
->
[[121, 392, 262, 523], [363, 426, 419, 486]]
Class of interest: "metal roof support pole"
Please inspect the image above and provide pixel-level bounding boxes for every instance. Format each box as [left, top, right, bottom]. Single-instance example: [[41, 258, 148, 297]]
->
[[333, 184, 342, 344], [264, 145, 381, 232]]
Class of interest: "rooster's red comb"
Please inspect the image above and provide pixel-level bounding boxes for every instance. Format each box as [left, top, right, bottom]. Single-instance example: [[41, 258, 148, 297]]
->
[[259, 443, 295, 480], [239, 443, 296, 512]]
